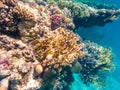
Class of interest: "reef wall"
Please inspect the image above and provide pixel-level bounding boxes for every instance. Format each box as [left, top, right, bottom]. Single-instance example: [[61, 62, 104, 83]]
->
[[0, 0, 118, 90]]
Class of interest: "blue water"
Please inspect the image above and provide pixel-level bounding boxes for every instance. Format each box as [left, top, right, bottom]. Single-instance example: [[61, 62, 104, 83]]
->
[[75, 0, 120, 7], [72, 0, 120, 90], [89, 0, 120, 7]]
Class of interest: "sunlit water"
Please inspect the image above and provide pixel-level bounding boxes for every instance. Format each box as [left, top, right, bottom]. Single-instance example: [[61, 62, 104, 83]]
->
[[72, 0, 120, 90]]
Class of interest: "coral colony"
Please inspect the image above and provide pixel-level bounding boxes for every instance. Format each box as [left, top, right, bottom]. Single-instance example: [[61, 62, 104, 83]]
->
[[0, 0, 119, 90]]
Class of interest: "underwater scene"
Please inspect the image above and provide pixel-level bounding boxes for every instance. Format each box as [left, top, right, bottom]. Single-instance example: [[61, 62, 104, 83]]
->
[[0, 0, 120, 90]]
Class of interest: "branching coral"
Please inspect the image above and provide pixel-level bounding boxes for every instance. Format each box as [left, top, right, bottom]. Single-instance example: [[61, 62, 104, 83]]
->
[[32, 28, 84, 68], [78, 40, 114, 87], [31, 27, 84, 83], [13, 1, 52, 41], [14, 1, 40, 21], [30, 28, 84, 89]]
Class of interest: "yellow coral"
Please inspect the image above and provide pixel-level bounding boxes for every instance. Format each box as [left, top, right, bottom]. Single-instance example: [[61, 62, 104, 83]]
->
[[31, 28, 84, 68]]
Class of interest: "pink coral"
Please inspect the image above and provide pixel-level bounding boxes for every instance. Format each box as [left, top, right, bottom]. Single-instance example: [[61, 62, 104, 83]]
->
[[50, 14, 63, 30], [0, 55, 11, 70]]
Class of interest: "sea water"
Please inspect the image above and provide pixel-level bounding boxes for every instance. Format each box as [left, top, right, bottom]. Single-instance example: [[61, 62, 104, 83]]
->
[[72, 0, 120, 90]]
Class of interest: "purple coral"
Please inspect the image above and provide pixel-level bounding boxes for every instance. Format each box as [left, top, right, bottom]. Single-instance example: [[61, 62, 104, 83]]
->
[[50, 14, 63, 30], [0, 55, 11, 70]]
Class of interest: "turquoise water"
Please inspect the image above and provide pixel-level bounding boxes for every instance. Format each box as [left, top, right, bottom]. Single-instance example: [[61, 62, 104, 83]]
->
[[72, 0, 120, 90], [74, 0, 120, 7]]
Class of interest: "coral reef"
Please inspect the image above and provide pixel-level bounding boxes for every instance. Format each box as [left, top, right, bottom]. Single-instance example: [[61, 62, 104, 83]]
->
[[78, 40, 114, 86], [0, 35, 41, 90], [14, 1, 40, 21], [31, 28, 84, 76], [0, 0, 117, 90], [13, 1, 73, 41], [0, 2, 19, 34], [13, 1, 44, 41], [55, 0, 120, 28]]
